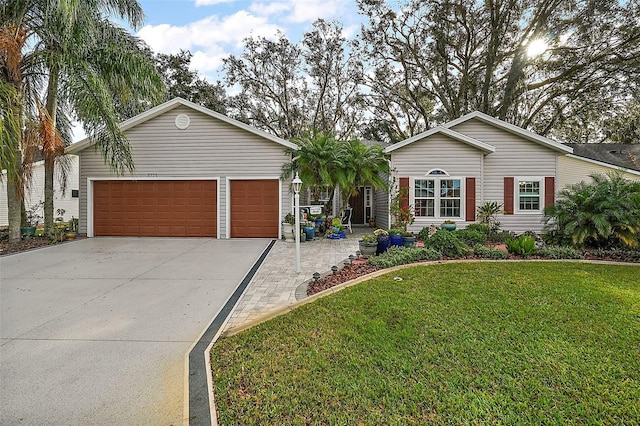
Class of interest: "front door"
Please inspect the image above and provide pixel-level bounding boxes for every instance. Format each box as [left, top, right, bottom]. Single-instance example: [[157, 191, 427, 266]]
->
[[349, 188, 365, 224]]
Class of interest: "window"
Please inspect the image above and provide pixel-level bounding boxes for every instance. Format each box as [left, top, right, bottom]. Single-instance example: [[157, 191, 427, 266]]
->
[[517, 179, 541, 211], [71, 190, 79, 198], [414, 178, 462, 218]]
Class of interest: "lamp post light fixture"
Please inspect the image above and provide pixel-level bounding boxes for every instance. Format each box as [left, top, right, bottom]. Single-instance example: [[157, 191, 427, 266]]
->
[[293, 172, 303, 273]]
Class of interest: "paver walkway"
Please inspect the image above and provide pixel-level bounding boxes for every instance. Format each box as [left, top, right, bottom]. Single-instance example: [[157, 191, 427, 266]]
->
[[224, 227, 370, 332]]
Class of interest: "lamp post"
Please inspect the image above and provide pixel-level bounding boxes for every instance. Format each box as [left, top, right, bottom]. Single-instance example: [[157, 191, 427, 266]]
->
[[292, 172, 302, 273]]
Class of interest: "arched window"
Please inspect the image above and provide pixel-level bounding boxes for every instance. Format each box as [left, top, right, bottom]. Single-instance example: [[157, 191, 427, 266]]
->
[[426, 168, 449, 176]]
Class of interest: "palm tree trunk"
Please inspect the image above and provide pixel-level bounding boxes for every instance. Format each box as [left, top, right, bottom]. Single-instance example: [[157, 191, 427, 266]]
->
[[7, 152, 23, 243], [43, 63, 59, 236]]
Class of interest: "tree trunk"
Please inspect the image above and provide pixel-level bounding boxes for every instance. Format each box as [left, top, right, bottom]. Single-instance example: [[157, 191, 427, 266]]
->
[[7, 152, 23, 243], [43, 63, 59, 236]]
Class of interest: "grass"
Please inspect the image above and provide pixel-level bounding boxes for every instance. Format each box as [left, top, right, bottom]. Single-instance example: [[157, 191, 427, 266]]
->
[[212, 262, 640, 424]]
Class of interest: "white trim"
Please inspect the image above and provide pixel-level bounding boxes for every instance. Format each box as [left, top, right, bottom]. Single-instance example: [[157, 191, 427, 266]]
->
[[384, 126, 496, 154], [443, 111, 573, 154], [425, 168, 449, 176], [66, 97, 299, 154], [411, 176, 466, 221], [566, 154, 640, 176], [514, 176, 545, 214], [226, 176, 282, 240], [86, 176, 220, 238]]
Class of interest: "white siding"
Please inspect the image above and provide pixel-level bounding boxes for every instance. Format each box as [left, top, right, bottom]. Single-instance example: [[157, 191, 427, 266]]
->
[[452, 119, 558, 233], [1, 155, 79, 227], [390, 133, 484, 233], [77, 105, 291, 238], [558, 155, 640, 189]]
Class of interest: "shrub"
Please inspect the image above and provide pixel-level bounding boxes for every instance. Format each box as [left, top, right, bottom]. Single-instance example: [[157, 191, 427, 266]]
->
[[506, 235, 536, 255], [388, 228, 404, 235], [488, 230, 513, 243], [536, 246, 584, 260], [368, 246, 441, 268], [423, 230, 470, 258], [590, 248, 640, 262], [454, 229, 488, 247], [465, 223, 491, 235], [473, 244, 508, 259], [544, 172, 640, 249], [417, 226, 431, 242], [477, 201, 503, 232]]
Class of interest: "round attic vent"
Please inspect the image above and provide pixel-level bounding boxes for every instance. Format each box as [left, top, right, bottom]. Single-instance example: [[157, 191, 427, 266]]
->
[[175, 113, 191, 130]]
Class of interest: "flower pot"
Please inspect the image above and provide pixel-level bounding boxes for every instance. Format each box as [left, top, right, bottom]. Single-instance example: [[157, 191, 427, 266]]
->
[[282, 223, 295, 242], [332, 226, 341, 234], [376, 235, 390, 255], [359, 241, 378, 257], [402, 235, 416, 247], [20, 226, 36, 237], [300, 232, 306, 242], [442, 223, 457, 231], [389, 234, 404, 247], [303, 225, 315, 240]]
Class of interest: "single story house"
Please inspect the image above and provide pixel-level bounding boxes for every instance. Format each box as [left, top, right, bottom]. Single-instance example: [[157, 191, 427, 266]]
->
[[381, 111, 640, 233], [66, 97, 298, 238], [0, 155, 80, 227]]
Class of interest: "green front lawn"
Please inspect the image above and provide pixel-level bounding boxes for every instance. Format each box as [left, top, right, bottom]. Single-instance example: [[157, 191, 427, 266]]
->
[[212, 262, 640, 424]]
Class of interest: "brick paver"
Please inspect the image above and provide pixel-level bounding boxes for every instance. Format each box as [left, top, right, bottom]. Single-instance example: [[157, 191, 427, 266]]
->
[[223, 227, 370, 332]]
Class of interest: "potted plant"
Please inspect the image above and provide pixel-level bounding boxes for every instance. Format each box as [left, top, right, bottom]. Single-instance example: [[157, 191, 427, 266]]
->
[[388, 228, 404, 246], [331, 217, 343, 234], [402, 231, 416, 247], [282, 213, 296, 242], [21, 202, 43, 238], [300, 230, 306, 242], [302, 220, 315, 240], [442, 220, 457, 231], [358, 234, 378, 256], [374, 228, 390, 254]]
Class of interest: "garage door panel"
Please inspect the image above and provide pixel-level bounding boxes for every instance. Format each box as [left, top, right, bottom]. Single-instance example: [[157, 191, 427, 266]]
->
[[230, 180, 279, 238], [93, 180, 217, 237]]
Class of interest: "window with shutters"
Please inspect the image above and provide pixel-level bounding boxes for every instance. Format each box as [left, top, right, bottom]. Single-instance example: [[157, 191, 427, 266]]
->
[[414, 176, 463, 219], [516, 178, 544, 212]]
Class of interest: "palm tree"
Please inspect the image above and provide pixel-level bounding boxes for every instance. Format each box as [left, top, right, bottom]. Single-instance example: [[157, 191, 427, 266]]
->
[[334, 139, 389, 208], [282, 133, 389, 216], [2, 0, 165, 240]]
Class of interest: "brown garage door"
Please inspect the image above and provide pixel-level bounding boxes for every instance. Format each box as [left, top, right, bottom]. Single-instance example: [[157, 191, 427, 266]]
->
[[93, 180, 217, 237], [230, 180, 279, 238]]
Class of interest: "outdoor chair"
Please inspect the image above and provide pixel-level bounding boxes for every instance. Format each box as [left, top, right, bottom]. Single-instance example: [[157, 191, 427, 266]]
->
[[341, 207, 353, 233]]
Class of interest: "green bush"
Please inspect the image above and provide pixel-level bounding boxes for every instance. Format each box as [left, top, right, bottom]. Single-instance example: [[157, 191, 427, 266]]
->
[[506, 235, 536, 256], [473, 244, 508, 259], [544, 172, 640, 248], [590, 248, 640, 262], [423, 230, 470, 258], [454, 229, 488, 247], [465, 223, 491, 235], [488, 230, 513, 243], [417, 226, 432, 242], [368, 246, 441, 268], [536, 246, 584, 260]]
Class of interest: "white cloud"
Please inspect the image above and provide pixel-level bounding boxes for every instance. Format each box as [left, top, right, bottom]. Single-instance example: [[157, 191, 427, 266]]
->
[[250, 0, 345, 23], [137, 10, 282, 76]]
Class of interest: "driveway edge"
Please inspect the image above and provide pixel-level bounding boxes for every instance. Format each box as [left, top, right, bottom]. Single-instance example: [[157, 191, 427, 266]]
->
[[185, 239, 276, 426]]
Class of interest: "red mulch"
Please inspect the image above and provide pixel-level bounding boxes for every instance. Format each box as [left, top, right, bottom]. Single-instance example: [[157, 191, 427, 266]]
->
[[307, 261, 381, 296]]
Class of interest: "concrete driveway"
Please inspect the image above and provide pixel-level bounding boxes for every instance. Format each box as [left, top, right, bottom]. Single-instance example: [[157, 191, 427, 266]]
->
[[0, 237, 271, 425]]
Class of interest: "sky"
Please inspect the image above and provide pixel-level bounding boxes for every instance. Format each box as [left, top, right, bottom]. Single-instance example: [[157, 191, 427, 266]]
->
[[132, 0, 363, 82]]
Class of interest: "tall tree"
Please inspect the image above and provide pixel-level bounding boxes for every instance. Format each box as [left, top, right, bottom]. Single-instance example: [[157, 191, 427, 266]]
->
[[224, 20, 365, 139], [2, 0, 165, 240], [357, 0, 640, 142], [156, 50, 228, 114]]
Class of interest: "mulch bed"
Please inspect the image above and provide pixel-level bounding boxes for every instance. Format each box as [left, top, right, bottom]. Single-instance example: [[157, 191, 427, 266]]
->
[[0, 228, 83, 256], [307, 261, 381, 296]]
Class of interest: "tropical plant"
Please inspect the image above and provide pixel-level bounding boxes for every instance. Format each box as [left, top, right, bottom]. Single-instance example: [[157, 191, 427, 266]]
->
[[544, 172, 640, 248], [506, 235, 536, 256], [477, 201, 503, 233], [1, 0, 165, 241], [388, 228, 403, 235], [390, 179, 415, 232], [423, 230, 470, 258], [283, 213, 295, 225]]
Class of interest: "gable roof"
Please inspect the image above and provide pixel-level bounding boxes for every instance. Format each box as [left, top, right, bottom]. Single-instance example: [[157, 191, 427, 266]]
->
[[384, 126, 496, 154], [66, 97, 299, 154], [443, 111, 573, 154], [564, 143, 640, 172]]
